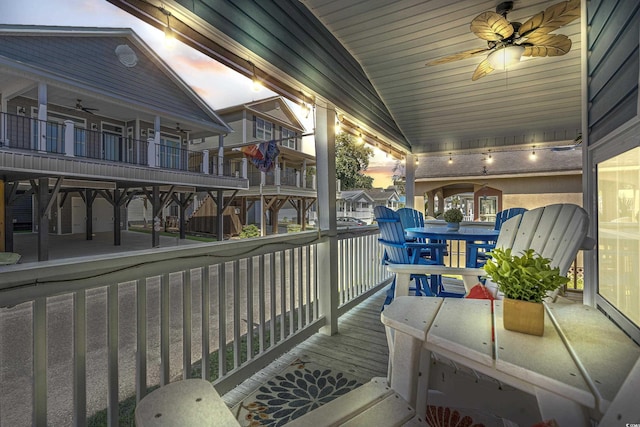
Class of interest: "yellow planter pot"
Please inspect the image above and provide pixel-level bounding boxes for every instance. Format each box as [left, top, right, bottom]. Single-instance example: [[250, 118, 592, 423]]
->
[[502, 298, 544, 336]]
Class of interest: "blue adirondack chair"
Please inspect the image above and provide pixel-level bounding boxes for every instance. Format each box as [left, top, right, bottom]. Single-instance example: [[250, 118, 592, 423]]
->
[[397, 207, 448, 257], [466, 207, 528, 267]]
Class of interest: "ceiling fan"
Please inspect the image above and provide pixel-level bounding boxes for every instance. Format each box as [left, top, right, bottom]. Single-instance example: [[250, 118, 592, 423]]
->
[[74, 99, 98, 114], [175, 123, 192, 134], [426, 0, 580, 81]]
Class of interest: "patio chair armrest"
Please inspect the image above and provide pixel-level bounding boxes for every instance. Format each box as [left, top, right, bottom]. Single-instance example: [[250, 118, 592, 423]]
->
[[387, 264, 486, 297]]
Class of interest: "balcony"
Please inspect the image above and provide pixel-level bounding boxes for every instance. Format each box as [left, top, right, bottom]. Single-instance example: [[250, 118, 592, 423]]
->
[[0, 112, 247, 188]]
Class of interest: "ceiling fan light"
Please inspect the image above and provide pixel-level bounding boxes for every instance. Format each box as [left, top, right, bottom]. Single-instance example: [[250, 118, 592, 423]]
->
[[487, 45, 525, 70]]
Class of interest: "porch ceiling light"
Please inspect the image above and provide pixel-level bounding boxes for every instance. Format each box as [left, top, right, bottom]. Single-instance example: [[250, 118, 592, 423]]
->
[[161, 8, 176, 49], [530, 146, 537, 161], [487, 45, 525, 70], [250, 62, 262, 92]]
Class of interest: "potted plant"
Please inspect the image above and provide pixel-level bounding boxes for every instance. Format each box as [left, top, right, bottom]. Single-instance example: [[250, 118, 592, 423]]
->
[[443, 208, 463, 230], [483, 248, 570, 336]]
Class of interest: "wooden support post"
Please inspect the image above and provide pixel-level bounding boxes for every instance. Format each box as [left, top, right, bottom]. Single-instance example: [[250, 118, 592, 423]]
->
[[217, 189, 224, 241], [113, 189, 121, 246], [85, 189, 94, 241], [152, 186, 160, 248]]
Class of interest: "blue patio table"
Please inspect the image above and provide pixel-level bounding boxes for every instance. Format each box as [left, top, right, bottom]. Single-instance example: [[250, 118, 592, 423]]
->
[[404, 226, 499, 268]]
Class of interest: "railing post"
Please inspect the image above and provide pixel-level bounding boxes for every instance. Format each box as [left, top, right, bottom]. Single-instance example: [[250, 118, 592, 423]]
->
[[147, 138, 157, 167], [218, 147, 224, 176], [296, 170, 300, 187], [242, 158, 248, 179], [64, 120, 74, 157], [302, 159, 307, 189], [275, 164, 281, 186], [202, 149, 209, 174]]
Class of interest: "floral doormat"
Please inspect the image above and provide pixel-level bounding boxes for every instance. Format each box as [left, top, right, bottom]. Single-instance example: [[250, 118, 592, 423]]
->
[[233, 357, 362, 426]]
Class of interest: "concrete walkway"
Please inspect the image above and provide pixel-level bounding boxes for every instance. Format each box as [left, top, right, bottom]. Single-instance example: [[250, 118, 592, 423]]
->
[[12, 230, 206, 264]]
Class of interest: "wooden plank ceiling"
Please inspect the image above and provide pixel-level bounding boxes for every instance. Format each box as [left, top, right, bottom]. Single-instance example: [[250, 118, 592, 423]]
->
[[301, 0, 582, 155]]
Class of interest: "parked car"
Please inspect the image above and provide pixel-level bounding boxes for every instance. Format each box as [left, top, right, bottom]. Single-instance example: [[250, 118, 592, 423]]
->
[[337, 216, 367, 226]]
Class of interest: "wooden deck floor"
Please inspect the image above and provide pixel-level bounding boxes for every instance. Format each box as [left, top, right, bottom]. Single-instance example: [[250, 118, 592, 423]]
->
[[222, 287, 389, 408]]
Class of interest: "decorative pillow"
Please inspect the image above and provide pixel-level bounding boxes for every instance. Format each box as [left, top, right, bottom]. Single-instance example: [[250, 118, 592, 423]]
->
[[465, 284, 495, 300]]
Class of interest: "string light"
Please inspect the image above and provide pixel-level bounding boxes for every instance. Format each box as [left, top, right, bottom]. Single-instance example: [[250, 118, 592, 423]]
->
[[448, 153, 453, 164], [250, 62, 262, 92], [487, 150, 493, 163], [530, 146, 537, 161], [161, 9, 176, 48]]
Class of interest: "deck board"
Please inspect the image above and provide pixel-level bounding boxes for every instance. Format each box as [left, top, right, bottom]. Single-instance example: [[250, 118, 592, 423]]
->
[[223, 288, 390, 408]]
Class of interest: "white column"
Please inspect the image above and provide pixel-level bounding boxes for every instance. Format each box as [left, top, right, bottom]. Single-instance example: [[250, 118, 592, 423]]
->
[[202, 149, 210, 174], [1, 94, 7, 144], [405, 154, 415, 208], [296, 170, 300, 188], [37, 83, 47, 152], [147, 138, 157, 167], [275, 164, 281, 186], [241, 158, 248, 179], [64, 120, 75, 157], [302, 159, 308, 189], [315, 100, 339, 335], [217, 147, 224, 176]]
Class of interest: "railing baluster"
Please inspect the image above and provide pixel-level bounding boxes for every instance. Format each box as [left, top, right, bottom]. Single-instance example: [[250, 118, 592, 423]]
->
[[201, 267, 210, 381], [305, 246, 311, 325], [218, 264, 227, 377], [258, 255, 265, 353], [183, 270, 192, 379], [136, 278, 147, 402], [160, 274, 170, 386], [233, 260, 241, 369], [269, 253, 276, 348], [73, 290, 87, 427], [33, 297, 47, 426], [246, 257, 254, 361], [280, 251, 286, 342], [289, 249, 295, 335], [297, 247, 303, 330], [107, 284, 119, 426]]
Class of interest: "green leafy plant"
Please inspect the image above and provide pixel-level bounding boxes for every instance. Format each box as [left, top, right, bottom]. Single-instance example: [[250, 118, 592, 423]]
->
[[239, 224, 261, 238], [483, 248, 570, 303], [443, 208, 463, 223]]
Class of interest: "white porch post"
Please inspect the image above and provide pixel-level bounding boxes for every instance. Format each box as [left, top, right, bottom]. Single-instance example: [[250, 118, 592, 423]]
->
[[0, 94, 7, 144], [275, 164, 281, 186], [315, 100, 339, 335], [202, 149, 210, 174], [218, 135, 224, 176], [147, 138, 157, 167], [241, 158, 248, 179], [405, 154, 415, 209], [302, 159, 307, 188], [37, 83, 47, 152], [64, 120, 74, 157]]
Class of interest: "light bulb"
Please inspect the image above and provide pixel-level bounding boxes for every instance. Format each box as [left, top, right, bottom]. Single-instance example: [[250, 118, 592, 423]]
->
[[487, 45, 525, 70], [164, 25, 176, 48]]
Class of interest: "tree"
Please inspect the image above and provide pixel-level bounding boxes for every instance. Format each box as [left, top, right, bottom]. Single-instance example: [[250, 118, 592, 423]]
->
[[391, 160, 406, 195], [335, 133, 374, 190]]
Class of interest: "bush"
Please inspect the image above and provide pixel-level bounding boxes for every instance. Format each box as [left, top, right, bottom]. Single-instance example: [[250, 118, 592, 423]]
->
[[443, 208, 463, 223], [287, 224, 302, 233], [239, 224, 261, 238]]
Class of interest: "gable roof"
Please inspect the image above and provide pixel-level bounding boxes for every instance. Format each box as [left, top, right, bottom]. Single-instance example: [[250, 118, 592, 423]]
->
[[0, 25, 232, 134], [338, 190, 375, 203], [364, 188, 400, 205], [218, 96, 306, 132]]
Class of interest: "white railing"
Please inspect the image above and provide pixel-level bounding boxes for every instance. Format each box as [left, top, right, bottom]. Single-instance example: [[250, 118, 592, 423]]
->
[[0, 228, 390, 426]]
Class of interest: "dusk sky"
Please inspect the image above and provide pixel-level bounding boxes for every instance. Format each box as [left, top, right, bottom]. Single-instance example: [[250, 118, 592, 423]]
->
[[1, 0, 396, 188]]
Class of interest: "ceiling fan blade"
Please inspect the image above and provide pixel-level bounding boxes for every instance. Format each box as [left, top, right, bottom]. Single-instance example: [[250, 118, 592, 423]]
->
[[470, 11, 514, 41], [522, 34, 572, 57], [518, 0, 580, 38], [471, 58, 495, 81], [426, 48, 489, 66]]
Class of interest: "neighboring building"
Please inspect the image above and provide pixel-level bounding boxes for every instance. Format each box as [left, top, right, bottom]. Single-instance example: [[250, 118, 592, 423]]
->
[[192, 96, 316, 235], [415, 147, 583, 222], [334, 188, 400, 224], [364, 188, 401, 210], [0, 25, 245, 260]]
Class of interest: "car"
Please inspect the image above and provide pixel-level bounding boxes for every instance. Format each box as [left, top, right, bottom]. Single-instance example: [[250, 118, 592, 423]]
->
[[336, 216, 367, 226]]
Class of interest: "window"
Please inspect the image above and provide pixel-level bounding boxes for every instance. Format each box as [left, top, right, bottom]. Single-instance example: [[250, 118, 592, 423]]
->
[[281, 127, 297, 149], [597, 147, 640, 330], [255, 117, 273, 140]]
